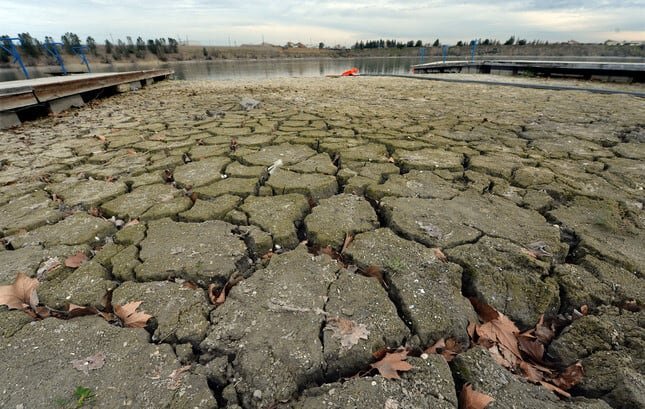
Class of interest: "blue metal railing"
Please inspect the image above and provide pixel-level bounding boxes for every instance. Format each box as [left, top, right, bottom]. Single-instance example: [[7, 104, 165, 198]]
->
[[43, 41, 67, 75], [72, 45, 91, 73], [0, 37, 30, 78]]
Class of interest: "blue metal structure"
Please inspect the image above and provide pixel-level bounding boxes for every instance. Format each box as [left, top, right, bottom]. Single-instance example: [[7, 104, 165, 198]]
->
[[43, 41, 67, 75], [72, 45, 91, 73], [419, 47, 426, 64], [0, 37, 30, 79], [442, 45, 448, 64], [470, 39, 479, 63]]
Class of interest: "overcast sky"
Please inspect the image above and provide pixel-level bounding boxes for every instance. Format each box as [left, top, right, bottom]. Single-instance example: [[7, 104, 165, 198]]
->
[[2, 0, 644, 46]]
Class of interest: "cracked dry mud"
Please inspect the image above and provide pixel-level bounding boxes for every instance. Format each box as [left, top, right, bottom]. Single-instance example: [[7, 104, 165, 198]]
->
[[0, 76, 643, 409]]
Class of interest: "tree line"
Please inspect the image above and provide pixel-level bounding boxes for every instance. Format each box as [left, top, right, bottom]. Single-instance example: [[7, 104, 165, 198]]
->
[[351, 36, 554, 49], [0, 32, 181, 63]]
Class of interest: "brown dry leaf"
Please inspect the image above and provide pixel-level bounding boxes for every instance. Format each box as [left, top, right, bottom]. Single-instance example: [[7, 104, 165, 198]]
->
[[467, 320, 477, 340], [71, 352, 106, 375], [552, 362, 584, 390], [518, 333, 545, 363], [433, 248, 448, 262], [68, 303, 99, 318], [371, 350, 413, 379], [181, 281, 198, 290], [470, 298, 500, 322], [539, 381, 571, 398], [472, 300, 522, 359], [325, 317, 369, 350], [459, 384, 494, 409], [114, 301, 152, 328], [580, 304, 589, 316], [534, 315, 555, 344], [359, 265, 387, 288], [487, 345, 515, 369], [0, 272, 39, 310], [425, 338, 446, 355], [340, 233, 354, 254], [124, 219, 140, 228], [96, 135, 106, 142], [519, 361, 544, 384], [425, 337, 461, 362], [64, 251, 88, 268]]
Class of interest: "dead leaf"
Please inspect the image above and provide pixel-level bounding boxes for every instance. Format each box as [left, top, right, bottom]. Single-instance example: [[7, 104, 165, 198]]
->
[[387, 156, 395, 163], [471, 299, 522, 359], [552, 362, 584, 390], [534, 315, 555, 344], [371, 350, 413, 379], [96, 135, 106, 142], [340, 233, 353, 254], [68, 304, 99, 318], [181, 281, 198, 290], [359, 265, 387, 288], [208, 273, 244, 306], [517, 333, 545, 363], [325, 317, 369, 350], [469, 298, 500, 323], [580, 304, 589, 316], [519, 361, 544, 384], [71, 352, 106, 375], [0, 272, 39, 310], [114, 301, 152, 328], [459, 384, 494, 409], [64, 251, 88, 268], [539, 381, 571, 398], [433, 248, 448, 262], [124, 219, 140, 228], [425, 338, 462, 362], [467, 320, 477, 340]]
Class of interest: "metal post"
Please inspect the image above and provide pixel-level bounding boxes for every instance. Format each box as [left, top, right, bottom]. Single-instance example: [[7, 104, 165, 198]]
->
[[470, 39, 478, 64], [43, 41, 67, 75], [419, 47, 426, 64], [0, 37, 30, 79], [73, 45, 91, 73], [442, 45, 448, 64]]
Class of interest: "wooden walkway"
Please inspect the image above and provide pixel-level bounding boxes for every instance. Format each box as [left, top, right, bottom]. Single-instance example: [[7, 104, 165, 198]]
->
[[0, 69, 173, 128], [411, 60, 645, 82]]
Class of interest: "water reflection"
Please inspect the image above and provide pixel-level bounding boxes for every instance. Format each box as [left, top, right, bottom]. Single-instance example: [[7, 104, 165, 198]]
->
[[0, 57, 420, 82]]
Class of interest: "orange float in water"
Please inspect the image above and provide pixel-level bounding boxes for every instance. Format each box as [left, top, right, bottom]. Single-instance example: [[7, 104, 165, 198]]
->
[[341, 67, 359, 76]]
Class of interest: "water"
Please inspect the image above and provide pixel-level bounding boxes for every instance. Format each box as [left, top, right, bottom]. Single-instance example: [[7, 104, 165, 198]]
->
[[0, 57, 421, 82], [2, 55, 642, 82]]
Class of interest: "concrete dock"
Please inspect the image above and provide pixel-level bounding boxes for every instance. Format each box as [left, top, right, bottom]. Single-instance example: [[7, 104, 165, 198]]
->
[[411, 60, 645, 83], [0, 69, 173, 129]]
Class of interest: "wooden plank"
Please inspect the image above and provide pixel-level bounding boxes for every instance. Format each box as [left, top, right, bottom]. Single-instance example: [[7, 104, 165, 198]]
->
[[0, 70, 173, 113], [32, 70, 173, 102], [0, 89, 38, 111]]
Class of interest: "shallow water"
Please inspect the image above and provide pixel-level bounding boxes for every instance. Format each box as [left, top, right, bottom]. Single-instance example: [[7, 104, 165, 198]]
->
[[2, 55, 643, 82], [0, 57, 422, 82]]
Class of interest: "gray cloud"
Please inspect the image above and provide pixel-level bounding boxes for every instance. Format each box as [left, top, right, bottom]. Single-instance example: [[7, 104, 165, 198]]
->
[[2, 0, 643, 45]]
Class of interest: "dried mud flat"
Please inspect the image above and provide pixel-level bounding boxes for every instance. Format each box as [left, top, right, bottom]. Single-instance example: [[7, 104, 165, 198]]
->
[[0, 76, 643, 409]]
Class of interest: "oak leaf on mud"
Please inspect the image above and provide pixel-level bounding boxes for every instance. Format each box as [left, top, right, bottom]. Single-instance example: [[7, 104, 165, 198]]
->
[[325, 317, 369, 350], [371, 350, 413, 379], [114, 301, 152, 328], [459, 384, 494, 409], [0, 272, 39, 310]]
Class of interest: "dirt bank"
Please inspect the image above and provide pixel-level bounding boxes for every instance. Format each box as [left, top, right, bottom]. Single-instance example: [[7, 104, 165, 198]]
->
[[0, 76, 643, 408]]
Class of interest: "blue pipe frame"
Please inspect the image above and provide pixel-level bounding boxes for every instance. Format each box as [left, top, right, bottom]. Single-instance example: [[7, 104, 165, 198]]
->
[[0, 37, 30, 79], [43, 41, 67, 75], [72, 45, 91, 73]]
